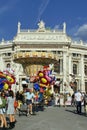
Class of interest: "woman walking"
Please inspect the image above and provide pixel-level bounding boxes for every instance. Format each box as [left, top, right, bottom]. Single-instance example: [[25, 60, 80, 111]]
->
[[7, 90, 16, 129]]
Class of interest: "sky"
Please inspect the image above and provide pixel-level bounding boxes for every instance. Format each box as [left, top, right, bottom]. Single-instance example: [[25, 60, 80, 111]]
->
[[0, 0, 87, 42]]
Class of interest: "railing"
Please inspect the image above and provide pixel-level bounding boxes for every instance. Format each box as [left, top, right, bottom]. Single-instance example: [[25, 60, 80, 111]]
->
[[20, 29, 63, 33]]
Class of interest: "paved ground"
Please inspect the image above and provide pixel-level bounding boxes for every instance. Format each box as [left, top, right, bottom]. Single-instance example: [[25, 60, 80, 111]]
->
[[13, 106, 87, 130]]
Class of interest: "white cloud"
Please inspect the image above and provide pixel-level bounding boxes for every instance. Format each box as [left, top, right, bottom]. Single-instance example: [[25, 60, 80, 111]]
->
[[74, 24, 87, 41], [35, 0, 50, 25]]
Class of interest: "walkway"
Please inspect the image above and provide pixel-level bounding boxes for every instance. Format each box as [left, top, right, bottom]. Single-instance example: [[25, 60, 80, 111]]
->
[[14, 106, 87, 130]]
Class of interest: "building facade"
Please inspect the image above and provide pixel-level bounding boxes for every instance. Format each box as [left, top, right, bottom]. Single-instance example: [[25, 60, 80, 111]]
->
[[0, 20, 87, 93]]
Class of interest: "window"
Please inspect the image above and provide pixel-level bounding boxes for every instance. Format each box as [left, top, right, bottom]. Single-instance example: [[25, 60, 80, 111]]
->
[[72, 53, 80, 57], [85, 82, 87, 92], [52, 51, 56, 54], [54, 60, 60, 73], [73, 64, 77, 74], [84, 65, 87, 76], [8, 53, 11, 56], [72, 53, 77, 57], [84, 55, 87, 58]]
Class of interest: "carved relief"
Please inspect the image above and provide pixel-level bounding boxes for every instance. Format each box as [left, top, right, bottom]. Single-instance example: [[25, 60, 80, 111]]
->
[[25, 52, 30, 57], [15, 34, 69, 42]]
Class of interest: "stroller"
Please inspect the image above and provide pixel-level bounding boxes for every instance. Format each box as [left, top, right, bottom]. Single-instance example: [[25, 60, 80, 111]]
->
[[18, 103, 28, 116]]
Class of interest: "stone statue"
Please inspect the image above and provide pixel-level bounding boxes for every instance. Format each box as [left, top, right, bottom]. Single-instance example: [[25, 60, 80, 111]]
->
[[38, 20, 45, 30], [17, 22, 21, 33], [63, 22, 66, 33]]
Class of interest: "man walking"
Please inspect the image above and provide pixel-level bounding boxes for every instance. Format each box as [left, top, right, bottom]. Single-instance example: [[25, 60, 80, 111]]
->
[[75, 90, 82, 114]]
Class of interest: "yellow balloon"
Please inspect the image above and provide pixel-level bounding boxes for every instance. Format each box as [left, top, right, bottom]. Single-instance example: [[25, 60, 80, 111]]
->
[[41, 78, 47, 84], [4, 83, 9, 90], [39, 72, 44, 77], [39, 83, 48, 88]]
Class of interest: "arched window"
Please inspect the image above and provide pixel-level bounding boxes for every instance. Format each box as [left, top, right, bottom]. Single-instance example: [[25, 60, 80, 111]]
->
[[73, 64, 77, 75]]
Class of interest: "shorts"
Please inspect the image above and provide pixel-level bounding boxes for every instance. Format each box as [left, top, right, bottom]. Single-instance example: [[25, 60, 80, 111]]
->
[[26, 99, 32, 105], [0, 108, 5, 114], [0, 108, 3, 114]]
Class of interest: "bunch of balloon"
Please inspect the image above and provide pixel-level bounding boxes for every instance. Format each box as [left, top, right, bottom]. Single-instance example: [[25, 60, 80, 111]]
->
[[0, 71, 16, 91]]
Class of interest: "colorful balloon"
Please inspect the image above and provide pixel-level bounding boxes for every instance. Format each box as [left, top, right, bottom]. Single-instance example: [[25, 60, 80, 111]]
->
[[34, 83, 40, 91], [38, 71, 44, 77], [4, 83, 9, 90], [0, 71, 15, 91], [0, 78, 7, 84], [6, 75, 15, 84], [45, 75, 51, 82], [41, 77, 48, 84], [0, 71, 6, 78], [0, 83, 4, 90]]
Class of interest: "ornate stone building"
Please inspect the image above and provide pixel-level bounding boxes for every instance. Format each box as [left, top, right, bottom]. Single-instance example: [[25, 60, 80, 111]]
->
[[0, 20, 87, 92]]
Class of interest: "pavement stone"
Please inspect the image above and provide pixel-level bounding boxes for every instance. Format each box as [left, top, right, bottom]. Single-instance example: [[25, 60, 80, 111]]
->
[[13, 106, 87, 130]]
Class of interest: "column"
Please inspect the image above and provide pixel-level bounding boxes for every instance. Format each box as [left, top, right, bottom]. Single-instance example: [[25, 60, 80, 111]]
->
[[60, 58, 63, 93], [80, 54, 85, 92], [60, 59, 63, 75], [68, 53, 72, 82], [63, 51, 67, 92], [0, 55, 5, 71]]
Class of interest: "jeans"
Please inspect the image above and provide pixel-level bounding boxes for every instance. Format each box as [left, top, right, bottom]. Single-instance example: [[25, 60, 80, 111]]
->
[[76, 101, 82, 113]]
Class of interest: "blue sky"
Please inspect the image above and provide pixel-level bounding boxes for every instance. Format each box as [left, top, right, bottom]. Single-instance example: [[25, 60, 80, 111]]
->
[[0, 0, 87, 42]]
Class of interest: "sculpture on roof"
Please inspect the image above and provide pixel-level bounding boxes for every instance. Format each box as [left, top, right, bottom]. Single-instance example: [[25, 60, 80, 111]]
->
[[1, 38, 4, 44], [17, 22, 21, 33], [63, 22, 66, 33], [38, 20, 45, 30]]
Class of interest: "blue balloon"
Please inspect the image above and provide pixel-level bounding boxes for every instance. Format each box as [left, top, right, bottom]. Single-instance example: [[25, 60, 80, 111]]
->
[[0, 78, 7, 84], [34, 83, 40, 91], [0, 83, 4, 90]]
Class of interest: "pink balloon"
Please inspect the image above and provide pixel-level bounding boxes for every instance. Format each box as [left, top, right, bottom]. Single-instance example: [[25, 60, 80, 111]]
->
[[45, 75, 51, 82]]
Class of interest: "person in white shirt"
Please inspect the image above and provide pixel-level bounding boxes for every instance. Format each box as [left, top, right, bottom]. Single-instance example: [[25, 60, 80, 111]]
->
[[4, 63, 14, 75], [75, 90, 82, 114], [25, 88, 35, 115]]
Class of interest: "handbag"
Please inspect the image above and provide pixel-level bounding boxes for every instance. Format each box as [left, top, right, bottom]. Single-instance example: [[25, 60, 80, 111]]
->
[[14, 100, 18, 108]]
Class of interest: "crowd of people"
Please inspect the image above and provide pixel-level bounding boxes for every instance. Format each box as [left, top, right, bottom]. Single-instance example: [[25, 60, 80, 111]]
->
[[53, 89, 87, 112], [0, 63, 87, 129], [0, 83, 87, 129]]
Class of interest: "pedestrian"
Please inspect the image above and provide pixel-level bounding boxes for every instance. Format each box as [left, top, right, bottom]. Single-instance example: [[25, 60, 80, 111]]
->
[[71, 92, 75, 107], [0, 91, 7, 129], [25, 88, 35, 115], [5, 63, 14, 74], [75, 90, 82, 114], [7, 90, 16, 129], [53, 89, 60, 106]]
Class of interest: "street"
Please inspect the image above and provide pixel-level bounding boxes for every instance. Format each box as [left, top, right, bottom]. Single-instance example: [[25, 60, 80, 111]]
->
[[13, 106, 87, 130]]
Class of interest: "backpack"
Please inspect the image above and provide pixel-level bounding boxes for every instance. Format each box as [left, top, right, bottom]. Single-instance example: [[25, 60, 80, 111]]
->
[[14, 100, 18, 108]]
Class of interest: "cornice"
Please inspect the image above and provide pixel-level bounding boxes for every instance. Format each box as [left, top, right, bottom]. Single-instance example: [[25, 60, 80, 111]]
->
[[13, 31, 71, 44]]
